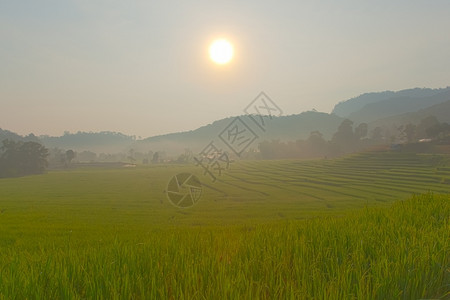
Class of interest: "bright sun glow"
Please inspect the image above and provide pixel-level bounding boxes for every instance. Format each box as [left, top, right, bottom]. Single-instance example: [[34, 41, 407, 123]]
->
[[209, 39, 234, 65]]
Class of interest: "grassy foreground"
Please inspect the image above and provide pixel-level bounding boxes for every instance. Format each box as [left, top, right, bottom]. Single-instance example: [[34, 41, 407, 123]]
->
[[0, 193, 448, 299]]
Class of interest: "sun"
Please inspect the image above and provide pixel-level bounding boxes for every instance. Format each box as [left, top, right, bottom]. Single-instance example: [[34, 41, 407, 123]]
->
[[209, 39, 234, 65]]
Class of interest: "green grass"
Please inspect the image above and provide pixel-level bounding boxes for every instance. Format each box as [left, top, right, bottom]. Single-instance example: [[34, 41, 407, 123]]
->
[[0, 151, 449, 299]]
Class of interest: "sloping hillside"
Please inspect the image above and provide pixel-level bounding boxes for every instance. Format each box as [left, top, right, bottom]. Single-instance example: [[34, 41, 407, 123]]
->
[[136, 111, 345, 154], [332, 87, 450, 117], [368, 100, 450, 131], [347, 89, 450, 123]]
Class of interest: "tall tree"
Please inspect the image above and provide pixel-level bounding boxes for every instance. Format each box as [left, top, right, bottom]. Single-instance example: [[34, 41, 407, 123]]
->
[[332, 119, 354, 144], [331, 119, 355, 154], [400, 124, 416, 143], [152, 152, 160, 164], [306, 131, 327, 156], [0, 140, 49, 177], [354, 123, 368, 140], [65, 150, 76, 165]]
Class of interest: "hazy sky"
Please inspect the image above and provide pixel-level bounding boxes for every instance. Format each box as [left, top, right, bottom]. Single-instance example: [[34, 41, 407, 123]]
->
[[1, 0, 449, 138]]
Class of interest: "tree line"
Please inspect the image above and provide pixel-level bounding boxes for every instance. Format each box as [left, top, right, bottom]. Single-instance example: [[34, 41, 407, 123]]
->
[[2, 116, 448, 175]]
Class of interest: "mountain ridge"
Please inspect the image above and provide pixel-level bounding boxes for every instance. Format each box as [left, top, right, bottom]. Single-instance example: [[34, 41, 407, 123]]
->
[[332, 87, 450, 117], [2, 86, 449, 154], [348, 89, 450, 123]]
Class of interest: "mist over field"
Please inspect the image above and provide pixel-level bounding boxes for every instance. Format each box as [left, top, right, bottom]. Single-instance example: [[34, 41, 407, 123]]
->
[[1, 1, 449, 299]]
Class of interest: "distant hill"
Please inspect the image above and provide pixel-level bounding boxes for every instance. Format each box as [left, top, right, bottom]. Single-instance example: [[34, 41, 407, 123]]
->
[[347, 89, 450, 123], [2, 86, 449, 156], [39, 131, 136, 153], [332, 87, 450, 117], [0, 128, 39, 143], [0, 129, 136, 154], [0, 128, 24, 142], [368, 100, 450, 131], [136, 111, 345, 155]]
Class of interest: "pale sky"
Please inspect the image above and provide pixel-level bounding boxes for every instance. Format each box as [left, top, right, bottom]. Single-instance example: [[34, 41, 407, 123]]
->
[[1, 0, 449, 138]]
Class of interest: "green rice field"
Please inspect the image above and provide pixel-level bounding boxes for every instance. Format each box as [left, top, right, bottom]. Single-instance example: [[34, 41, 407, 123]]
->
[[0, 151, 449, 299]]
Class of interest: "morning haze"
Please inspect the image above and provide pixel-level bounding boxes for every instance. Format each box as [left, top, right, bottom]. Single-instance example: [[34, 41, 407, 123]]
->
[[1, 0, 450, 138], [1, 1, 450, 299]]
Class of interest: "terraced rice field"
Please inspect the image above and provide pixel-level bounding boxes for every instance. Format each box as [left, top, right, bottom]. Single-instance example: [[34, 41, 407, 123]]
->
[[0, 151, 449, 298], [196, 151, 450, 216]]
